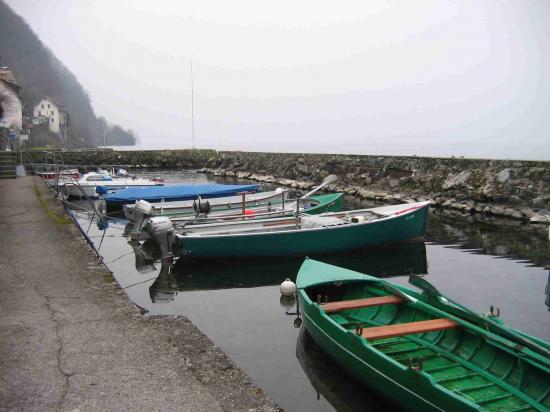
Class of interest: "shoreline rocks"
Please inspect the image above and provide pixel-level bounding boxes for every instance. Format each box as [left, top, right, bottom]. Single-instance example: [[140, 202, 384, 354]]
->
[[200, 165, 550, 224]]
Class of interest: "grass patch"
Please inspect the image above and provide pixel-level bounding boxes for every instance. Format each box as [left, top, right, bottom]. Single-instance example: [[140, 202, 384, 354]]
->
[[103, 272, 115, 284], [33, 182, 72, 225]]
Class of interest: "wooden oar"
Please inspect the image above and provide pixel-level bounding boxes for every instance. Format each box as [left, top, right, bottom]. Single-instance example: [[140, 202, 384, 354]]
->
[[409, 275, 550, 359], [286, 175, 338, 214], [302, 174, 337, 198], [369, 280, 550, 367]]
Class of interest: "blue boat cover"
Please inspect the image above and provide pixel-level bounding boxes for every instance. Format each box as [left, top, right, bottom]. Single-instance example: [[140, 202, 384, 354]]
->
[[104, 183, 260, 205]]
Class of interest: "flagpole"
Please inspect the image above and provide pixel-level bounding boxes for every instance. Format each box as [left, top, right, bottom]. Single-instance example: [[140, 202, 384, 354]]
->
[[191, 60, 195, 149]]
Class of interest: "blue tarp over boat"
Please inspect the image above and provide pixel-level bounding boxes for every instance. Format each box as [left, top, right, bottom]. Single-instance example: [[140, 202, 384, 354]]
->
[[103, 183, 260, 208]]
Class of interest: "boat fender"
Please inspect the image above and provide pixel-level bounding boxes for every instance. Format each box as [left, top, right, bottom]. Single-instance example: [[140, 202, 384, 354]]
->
[[280, 278, 297, 297]]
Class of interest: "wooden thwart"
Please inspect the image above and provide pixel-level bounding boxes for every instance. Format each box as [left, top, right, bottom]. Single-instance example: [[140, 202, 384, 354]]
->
[[322, 295, 404, 313], [361, 318, 457, 340]]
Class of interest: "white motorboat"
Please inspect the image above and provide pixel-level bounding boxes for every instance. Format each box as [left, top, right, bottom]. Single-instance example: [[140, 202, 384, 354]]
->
[[59, 172, 162, 198]]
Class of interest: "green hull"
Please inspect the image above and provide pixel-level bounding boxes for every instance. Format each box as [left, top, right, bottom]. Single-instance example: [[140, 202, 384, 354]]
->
[[297, 259, 550, 412], [174, 202, 429, 258], [303, 192, 343, 215]]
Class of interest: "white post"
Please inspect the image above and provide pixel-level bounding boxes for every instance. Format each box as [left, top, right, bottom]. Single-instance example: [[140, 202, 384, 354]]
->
[[191, 60, 195, 150]]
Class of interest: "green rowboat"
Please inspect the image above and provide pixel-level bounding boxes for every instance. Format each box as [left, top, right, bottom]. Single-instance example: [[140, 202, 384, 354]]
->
[[296, 258, 550, 412], [170, 192, 345, 224], [173, 201, 429, 259]]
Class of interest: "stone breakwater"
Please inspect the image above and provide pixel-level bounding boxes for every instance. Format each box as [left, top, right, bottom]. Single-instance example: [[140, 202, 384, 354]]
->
[[27, 149, 550, 224]]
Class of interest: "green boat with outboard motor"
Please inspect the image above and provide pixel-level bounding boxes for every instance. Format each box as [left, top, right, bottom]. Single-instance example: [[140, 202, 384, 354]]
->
[[170, 201, 429, 259], [130, 191, 344, 242], [296, 258, 550, 412]]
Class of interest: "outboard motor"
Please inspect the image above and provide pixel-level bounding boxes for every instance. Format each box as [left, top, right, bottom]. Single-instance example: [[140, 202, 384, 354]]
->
[[130, 200, 154, 240], [145, 216, 174, 263], [123, 204, 135, 222]]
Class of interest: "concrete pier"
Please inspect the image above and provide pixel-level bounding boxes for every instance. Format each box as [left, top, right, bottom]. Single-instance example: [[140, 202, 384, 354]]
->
[[0, 177, 279, 411]]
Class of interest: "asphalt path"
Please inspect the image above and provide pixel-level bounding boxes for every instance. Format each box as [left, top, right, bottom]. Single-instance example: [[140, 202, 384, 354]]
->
[[0, 176, 279, 412]]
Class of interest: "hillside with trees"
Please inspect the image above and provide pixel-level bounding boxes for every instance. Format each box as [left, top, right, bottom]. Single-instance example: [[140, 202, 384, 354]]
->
[[0, 0, 137, 146]]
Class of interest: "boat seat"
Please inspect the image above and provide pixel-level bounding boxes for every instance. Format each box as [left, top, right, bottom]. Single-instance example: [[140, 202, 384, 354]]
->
[[321, 295, 404, 313], [361, 318, 457, 340]]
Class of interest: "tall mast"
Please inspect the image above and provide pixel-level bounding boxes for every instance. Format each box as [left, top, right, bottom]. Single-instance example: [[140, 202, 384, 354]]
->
[[190, 60, 195, 149]]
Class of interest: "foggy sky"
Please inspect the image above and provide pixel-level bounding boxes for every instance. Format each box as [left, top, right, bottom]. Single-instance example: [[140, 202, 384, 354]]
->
[[5, 0, 550, 159]]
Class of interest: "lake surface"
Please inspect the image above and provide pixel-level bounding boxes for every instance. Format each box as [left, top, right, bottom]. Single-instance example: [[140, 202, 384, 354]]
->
[[67, 171, 550, 412]]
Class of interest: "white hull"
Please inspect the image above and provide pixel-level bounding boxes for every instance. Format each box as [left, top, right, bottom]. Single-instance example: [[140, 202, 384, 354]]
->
[[123, 189, 287, 221], [61, 180, 160, 198]]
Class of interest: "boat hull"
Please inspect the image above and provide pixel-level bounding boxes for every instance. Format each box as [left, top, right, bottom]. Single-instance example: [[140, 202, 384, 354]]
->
[[62, 182, 159, 198], [174, 202, 428, 258]]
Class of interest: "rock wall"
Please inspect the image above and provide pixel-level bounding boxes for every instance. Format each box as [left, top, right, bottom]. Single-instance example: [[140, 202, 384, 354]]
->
[[0, 77, 22, 130], [26, 149, 550, 223], [201, 152, 550, 223]]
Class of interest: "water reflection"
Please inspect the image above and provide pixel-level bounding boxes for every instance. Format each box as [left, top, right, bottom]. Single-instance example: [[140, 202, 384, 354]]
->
[[149, 262, 178, 303], [296, 328, 392, 412], [160, 241, 427, 293], [340, 195, 550, 268], [426, 210, 550, 268], [128, 240, 156, 274]]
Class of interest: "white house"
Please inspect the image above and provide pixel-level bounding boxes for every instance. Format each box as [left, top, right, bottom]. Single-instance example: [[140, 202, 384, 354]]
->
[[33, 96, 67, 134]]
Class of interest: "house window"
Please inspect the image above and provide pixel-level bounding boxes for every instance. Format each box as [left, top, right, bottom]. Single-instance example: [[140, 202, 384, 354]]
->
[[51, 110, 54, 116], [48, 104, 50, 108], [50, 117, 54, 123], [41, 104, 44, 109]]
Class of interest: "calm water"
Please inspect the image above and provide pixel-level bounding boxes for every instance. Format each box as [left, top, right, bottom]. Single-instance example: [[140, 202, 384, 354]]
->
[[69, 171, 550, 412]]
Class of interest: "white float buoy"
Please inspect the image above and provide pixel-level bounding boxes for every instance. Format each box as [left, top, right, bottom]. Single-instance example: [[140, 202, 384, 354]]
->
[[280, 278, 297, 297]]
